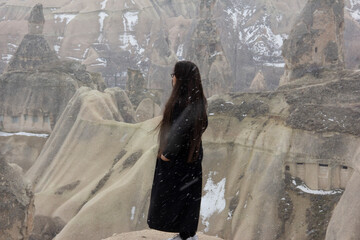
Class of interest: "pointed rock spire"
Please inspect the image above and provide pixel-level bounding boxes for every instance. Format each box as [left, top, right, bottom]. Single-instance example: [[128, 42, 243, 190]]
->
[[28, 3, 45, 35]]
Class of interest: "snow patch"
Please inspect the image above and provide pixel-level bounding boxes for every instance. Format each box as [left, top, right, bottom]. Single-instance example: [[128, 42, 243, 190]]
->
[[0, 131, 49, 138], [200, 171, 226, 232], [54, 14, 77, 24], [2, 54, 13, 63], [292, 179, 343, 195], [130, 206, 135, 220], [100, 0, 108, 10], [263, 62, 285, 67], [123, 11, 138, 31], [176, 44, 184, 60], [54, 45, 60, 53], [98, 12, 108, 33]]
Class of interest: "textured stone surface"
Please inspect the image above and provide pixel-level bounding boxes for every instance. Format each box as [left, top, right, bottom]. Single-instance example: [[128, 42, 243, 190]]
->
[[102, 229, 223, 240], [281, 0, 345, 84], [249, 71, 266, 91], [135, 98, 161, 122], [24, 69, 360, 239], [0, 157, 34, 240]]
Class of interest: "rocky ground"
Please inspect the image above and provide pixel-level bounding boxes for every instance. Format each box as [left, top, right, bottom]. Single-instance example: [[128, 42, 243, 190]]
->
[[102, 230, 223, 240]]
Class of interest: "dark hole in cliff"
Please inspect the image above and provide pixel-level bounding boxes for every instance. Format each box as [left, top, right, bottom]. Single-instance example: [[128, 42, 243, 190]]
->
[[342, 165, 348, 170], [296, 162, 304, 165], [285, 165, 290, 171], [315, 47, 318, 53], [319, 163, 328, 167]]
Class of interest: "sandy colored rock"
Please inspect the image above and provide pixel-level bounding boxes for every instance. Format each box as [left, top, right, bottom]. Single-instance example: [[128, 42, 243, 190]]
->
[[281, 0, 345, 84], [0, 134, 47, 173], [0, 0, 314, 92], [135, 98, 161, 122], [102, 229, 223, 240], [249, 71, 266, 91], [0, 157, 34, 240], [23, 69, 360, 240], [0, 4, 106, 133]]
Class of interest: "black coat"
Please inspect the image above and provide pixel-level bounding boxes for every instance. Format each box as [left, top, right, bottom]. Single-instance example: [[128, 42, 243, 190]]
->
[[147, 102, 207, 233]]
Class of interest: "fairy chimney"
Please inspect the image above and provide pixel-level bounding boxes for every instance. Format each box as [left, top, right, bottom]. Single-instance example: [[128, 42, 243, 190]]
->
[[280, 0, 345, 85], [6, 4, 58, 72], [28, 4, 45, 35]]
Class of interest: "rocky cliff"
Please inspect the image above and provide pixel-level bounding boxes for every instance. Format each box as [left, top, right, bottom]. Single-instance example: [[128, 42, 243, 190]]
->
[[23, 67, 360, 240]]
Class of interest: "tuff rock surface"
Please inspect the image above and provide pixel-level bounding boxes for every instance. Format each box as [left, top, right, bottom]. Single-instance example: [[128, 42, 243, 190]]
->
[[23, 69, 360, 240], [0, 157, 35, 240], [281, 0, 345, 84]]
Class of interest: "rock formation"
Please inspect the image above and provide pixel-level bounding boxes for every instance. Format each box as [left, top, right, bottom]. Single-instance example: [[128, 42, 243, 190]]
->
[[135, 98, 161, 122], [30, 215, 65, 240], [126, 68, 162, 109], [187, 0, 233, 96], [23, 68, 360, 240], [281, 0, 345, 84], [0, 0, 315, 92], [0, 157, 34, 240], [7, 4, 58, 72], [0, 4, 106, 134], [0, 133, 47, 174], [249, 70, 266, 91]]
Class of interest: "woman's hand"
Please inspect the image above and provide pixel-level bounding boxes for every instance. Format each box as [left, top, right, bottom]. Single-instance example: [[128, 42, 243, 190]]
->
[[160, 154, 170, 162]]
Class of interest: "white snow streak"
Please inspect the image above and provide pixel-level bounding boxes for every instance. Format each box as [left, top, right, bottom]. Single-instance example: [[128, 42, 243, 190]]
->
[[54, 14, 77, 24], [130, 206, 135, 220], [119, 11, 144, 54], [0, 131, 49, 138], [263, 62, 285, 67], [200, 172, 226, 232], [2, 54, 13, 63], [98, 12, 108, 33], [292, 179, 343, 195], [176, 44, 184, 60], [123, 11, 138, 31], [100, 0, 108, 10]]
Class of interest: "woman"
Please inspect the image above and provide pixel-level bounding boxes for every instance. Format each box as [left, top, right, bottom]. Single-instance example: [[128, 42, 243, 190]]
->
[[147, 61, 208, 240]]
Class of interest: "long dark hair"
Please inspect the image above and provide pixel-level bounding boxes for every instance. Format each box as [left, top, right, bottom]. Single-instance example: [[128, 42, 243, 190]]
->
[[157, 61, 207, 163]]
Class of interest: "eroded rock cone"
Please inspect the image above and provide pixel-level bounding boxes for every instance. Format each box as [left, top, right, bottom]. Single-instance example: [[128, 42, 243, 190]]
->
[[281, 0, 345, 84], [7, 4, 58, 72]]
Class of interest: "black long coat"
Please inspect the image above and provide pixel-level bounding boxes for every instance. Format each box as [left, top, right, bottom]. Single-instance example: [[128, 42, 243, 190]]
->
[[147, 103, 207, 233]]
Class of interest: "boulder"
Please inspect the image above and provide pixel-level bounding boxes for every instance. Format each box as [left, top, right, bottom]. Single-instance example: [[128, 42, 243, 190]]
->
[[135, 98, 161, 122], [0, 157, 35, 240]]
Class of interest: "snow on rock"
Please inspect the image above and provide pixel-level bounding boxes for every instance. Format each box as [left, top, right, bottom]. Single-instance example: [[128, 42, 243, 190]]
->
[[54, 45, 60, 53], [2, 54, 13, 63], [200, 171, 226, 232], [100, 0, 109, 10], [54, 14, 77, 24], [130, 206, 135, 220], [123, 12, 138, 31], [224, 4, 287, 65], [0, 131, 49, 138], [176, 44, 184, 60], [347, 0, 360, 22], [119, 11, 144, 54], [291, 179, 343, 195]]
